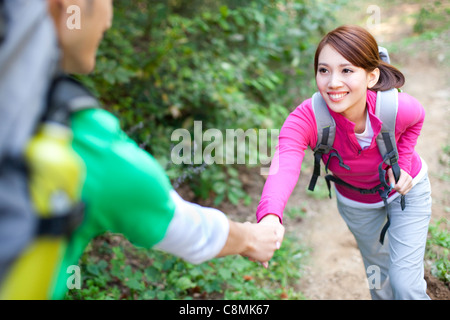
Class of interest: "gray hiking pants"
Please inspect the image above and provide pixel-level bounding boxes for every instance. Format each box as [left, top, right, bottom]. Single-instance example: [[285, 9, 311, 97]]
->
[[336, 174, 432, 300]]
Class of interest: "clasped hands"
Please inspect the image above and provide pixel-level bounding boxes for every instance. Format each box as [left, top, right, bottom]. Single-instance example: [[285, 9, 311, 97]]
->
[[241, 214, 285, 268]]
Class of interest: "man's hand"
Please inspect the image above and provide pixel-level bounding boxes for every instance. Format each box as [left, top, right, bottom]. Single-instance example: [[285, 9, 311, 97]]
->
[[216, 214, 284, 268]]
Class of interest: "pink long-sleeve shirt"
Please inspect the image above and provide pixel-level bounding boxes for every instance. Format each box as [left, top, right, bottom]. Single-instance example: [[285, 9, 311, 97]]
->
[[256, 90, 425, 223]]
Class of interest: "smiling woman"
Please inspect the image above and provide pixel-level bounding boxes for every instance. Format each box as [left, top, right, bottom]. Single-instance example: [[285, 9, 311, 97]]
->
[[257, 25, 433, 300]]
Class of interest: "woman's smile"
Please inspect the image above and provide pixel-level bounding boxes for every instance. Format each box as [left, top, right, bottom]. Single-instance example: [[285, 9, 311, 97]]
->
[[328, 91, 349, 102]]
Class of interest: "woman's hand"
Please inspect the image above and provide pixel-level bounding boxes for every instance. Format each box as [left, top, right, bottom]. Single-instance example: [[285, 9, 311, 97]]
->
[[254, 214, 285, 268], [258, 214, 285, 245], [240, 220, 284, 268], [387, 167, 413, 195]]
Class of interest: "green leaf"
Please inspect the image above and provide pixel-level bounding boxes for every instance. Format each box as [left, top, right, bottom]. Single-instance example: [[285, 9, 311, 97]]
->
[[176, 277, 195, 291], [212, 181, 227, 194], [220, 5, 229, 18], [228, 190, 240, 205], [214, 193, 225, 206]]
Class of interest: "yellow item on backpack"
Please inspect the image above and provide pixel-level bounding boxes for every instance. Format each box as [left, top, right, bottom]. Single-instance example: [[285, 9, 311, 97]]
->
[[0, 122, 85, 300], [26, 122, 85, 218]]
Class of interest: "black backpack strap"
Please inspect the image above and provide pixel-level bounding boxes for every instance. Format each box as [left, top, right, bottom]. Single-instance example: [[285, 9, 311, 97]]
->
[[325, 174, 381, 198], [0, 0, 5, 45], [37, 202, 85, 237], [45, 74, 101, 125], [308, 92, 336, 191], [375, 88, 406, 211], [376, 161, 394, 245], [375, 88, 407, 244]]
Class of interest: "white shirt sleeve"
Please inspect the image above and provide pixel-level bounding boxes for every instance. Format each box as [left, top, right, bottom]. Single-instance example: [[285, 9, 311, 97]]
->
[[153, 190, 230, 264]]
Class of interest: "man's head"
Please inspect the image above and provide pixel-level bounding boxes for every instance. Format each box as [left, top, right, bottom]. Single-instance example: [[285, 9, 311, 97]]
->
[[47, 0, 113, 74]]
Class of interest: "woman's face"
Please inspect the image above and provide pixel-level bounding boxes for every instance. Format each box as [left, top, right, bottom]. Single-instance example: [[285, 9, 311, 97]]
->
[[315, 44, 379, 120]]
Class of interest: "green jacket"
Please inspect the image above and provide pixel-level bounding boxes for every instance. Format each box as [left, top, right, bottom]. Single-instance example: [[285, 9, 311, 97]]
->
[[50, 108, 175, 299]]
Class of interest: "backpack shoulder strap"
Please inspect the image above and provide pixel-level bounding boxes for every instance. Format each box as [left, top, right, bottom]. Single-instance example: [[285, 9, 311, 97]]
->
[[0, 0, 5, 45], [375, 88, 401, 181], [378, 46, 391, 64], [308, 92, 336, 191], [312, 92, 336, 153], [45, 74, 101, 125]]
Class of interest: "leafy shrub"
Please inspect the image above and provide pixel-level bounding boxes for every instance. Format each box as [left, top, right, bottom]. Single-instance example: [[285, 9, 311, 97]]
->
[[77, 0, 337, 204], [65, 232, 308, 300], [426, 218, 450, 284]]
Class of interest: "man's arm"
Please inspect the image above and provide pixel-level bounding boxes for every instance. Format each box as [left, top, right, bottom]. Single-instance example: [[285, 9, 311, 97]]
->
[[154, 190, 283, 266], [217, 219, 283, 264]]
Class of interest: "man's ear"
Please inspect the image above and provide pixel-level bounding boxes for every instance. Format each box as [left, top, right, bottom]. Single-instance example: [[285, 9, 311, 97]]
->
[[367, 67, 380, 89], [47, 0, 78, 23], [47, 0, 65, 27]]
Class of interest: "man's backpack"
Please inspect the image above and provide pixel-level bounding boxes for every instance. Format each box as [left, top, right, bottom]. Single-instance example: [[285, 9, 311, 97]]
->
[[307, 48, 405, 245], [0, 0, 5, 45], [0, 1, 95, 298]]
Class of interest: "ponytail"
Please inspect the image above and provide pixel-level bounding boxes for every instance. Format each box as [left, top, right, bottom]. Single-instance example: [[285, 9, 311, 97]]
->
[[371, 60, 405, 91]]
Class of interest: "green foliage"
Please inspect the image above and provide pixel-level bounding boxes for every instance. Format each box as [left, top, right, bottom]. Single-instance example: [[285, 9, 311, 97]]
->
[[76, 0, 336, 204], [440, 143, 450, 182], [65, 232, 307, 300], [413, 1, 450, 34], [285, 204, 308, 221], [192, 165, 252, 206], [426, 218, 450, 284]]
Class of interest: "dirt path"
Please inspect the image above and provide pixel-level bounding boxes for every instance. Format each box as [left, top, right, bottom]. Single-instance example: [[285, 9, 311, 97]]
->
[[292, 3, 450, 300]]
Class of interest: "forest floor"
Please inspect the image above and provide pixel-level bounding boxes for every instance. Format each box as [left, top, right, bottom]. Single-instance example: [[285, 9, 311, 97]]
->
[[197, 1, 450, 300]]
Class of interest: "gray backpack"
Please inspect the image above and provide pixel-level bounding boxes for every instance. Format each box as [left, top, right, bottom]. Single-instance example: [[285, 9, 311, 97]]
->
[[0, 0, 59, 283], [307, 47, 405, 244], [0, 2, 92, 283]]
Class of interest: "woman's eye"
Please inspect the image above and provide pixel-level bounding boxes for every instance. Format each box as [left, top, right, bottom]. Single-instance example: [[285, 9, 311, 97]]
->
[[318, 68, 328, 74], [343, 68, 353, 74]]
